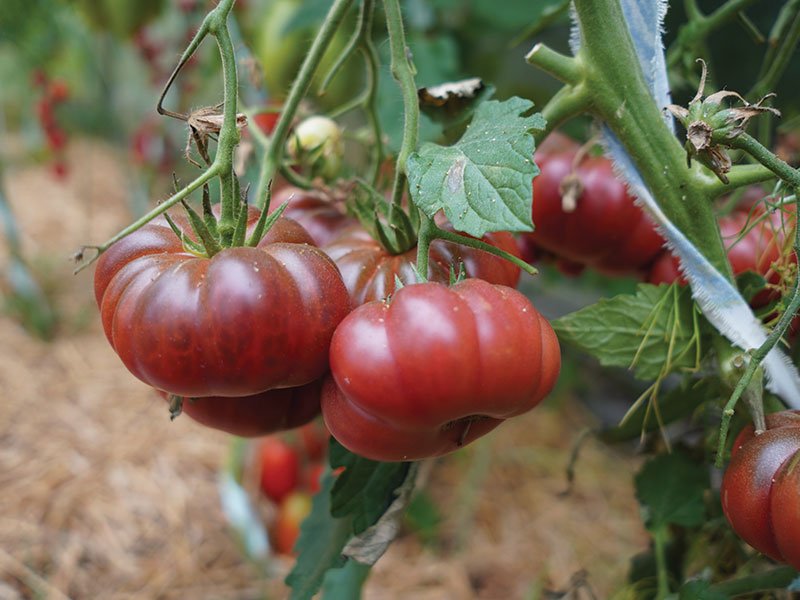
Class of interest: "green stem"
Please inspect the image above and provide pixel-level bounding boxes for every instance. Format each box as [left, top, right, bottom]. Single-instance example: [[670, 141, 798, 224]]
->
[[414, 213, 435, 282], [702, 163, 776, 199], [751, 0, 800, 98], [383, 0, 420, 211], [652, 526, 671, 599], [207, 3, 241, 245], [525, 43, 581, 85], [730, 133, 800, 190], [535, 83, 591, 144], [432, 226, 537, 277], [254, 0, 356, 210], [74, 167, 219, 272], [359, 1, 385, 185]]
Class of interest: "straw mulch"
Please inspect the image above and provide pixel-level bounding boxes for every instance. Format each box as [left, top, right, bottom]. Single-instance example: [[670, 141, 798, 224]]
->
[[0, 141, 647, 599]]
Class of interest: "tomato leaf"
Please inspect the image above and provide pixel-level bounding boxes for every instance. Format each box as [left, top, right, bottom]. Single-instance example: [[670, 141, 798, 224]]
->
[[342, 463, 419, 565], [285, 471, 353, 600], [329, 441, 411, 535], [320, 560, 372, 599], [635, 452, 707, 530], [553, 284, 701, 381], [678, 581, 728, 600], [407, 97, 544, 237]]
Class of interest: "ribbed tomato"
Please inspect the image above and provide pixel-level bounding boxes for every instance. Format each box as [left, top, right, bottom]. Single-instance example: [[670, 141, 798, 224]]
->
[[321, 279, 561, 461], [324, 224, 522, 305], [94, 207, 351, 398]]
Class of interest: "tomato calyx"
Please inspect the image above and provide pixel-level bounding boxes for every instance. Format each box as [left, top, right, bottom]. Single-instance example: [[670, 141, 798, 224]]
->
[[162, 182, 290, 258], [349, 180, 419, 255]]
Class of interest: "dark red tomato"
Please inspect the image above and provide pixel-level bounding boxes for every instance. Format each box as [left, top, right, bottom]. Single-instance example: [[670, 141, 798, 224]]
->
[[161, 379, 322, 437], [722, 411, 800, 568], [94, 207, 352, 398], [324, 224, 522, 305], [322, 279, 561, 461], [259, 438, 301, 504], [269, 186, 356, 247], [527, 151, 664, 275]]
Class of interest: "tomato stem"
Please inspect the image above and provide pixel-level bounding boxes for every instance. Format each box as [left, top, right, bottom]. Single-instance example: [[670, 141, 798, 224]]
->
[[383, 0, 420, 214], [253, 0, 356, 211]]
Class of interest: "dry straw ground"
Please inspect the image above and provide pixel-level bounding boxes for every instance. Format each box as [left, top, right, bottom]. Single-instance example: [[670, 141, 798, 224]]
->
[[0, 141, 647, 599]]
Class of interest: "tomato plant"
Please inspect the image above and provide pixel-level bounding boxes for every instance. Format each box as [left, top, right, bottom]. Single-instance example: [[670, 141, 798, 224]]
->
[[322, 279, 560, 461], [94, 207, 351, 398], [721, 410, 800, 569]]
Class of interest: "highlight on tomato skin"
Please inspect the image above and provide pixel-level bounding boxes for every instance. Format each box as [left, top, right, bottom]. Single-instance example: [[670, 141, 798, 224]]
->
[[321, 278, 561, 461], [721, 411, 800, 570]]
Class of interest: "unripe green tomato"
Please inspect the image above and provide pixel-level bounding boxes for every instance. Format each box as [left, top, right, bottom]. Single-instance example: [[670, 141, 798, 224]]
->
[[287, 116, 344, 180], [71, 0, 165, 38], [252, 0, 361, 110]]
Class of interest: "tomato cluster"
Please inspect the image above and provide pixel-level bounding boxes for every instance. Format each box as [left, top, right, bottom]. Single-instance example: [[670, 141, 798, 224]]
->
[[721, 411, 800, 569], [96, 154, 560, 461], [256, 423, 329, 554]]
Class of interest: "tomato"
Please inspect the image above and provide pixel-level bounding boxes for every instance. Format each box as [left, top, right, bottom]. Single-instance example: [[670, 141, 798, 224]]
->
[[259, 437, 301, 504], [162, 379, 322, 437], [649, 205, 793, 307], [526, 150, 664, 275], [269, 186, 356, 247], [94, 207, 352, 398], [286, 116, 344, 180], [253, 105, 281, 136], [721, 410, 800, 567], [272, 491, 312, 555], [321, 279, 561, 461], [324, 223, 522, 305]]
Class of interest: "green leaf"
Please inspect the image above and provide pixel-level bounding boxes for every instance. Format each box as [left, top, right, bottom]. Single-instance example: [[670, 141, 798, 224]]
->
[[634, 452, 708, 530], [678, 580, 729, 600], [286, 471, 353, 600], [404, 491, 441, 545], [321, 560, 371, 600], [329, 441, 410, 535], [407, 97, 544, 237], [553, 284, 701, 381]]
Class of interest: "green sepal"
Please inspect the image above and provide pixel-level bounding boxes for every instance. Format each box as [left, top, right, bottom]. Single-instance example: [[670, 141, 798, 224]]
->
[[201, 183, 219, 239], [246, 200, 288, 247], [182, 200, 223, 257], [231, 198, 249, 248], [164, 211, 208, 257]]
